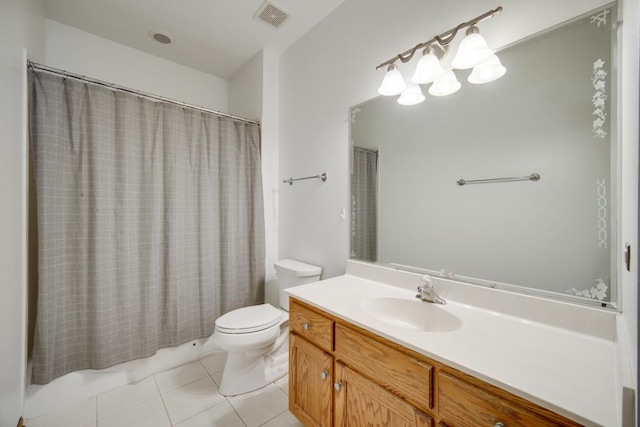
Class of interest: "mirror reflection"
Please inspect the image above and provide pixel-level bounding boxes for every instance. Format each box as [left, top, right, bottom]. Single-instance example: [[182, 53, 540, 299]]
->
[[350, 3, 617, 308]]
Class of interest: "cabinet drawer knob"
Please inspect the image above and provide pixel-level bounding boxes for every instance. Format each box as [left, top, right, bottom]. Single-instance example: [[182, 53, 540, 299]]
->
[[321, 371, 328, 380], [303, 322, 311, 330], [334, 382, 342, 391], [494, 423, 505, 427]]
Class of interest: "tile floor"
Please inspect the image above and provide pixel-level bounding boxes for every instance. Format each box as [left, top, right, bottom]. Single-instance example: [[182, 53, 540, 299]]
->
[[26, 352, 304, 427]]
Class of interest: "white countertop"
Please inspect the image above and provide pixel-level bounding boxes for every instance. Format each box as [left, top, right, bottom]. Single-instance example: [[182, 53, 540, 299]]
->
[[286, 266, 618, 426]]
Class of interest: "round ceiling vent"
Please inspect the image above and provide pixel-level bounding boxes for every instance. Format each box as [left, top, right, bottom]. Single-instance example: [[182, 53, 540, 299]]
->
[[148, 29, 173, 44]]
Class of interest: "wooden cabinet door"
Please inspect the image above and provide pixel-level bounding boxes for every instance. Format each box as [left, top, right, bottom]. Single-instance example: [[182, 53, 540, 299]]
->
[[290, 333, 333, 427], [334, 362, 433, 427]]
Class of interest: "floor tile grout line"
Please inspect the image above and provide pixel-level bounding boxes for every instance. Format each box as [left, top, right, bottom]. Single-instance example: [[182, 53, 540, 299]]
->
[[228, 399, 249, 427], [196, 358, 210, 374], [161, 364, 228, 426], [152, 375, 174, 426], [96, 377, 159, 422], [212, 368, 241, 425], [152, 373, 162, 395], [223, 384, 251, 427], [168, 398, 229, 426], [257, 408, 289, 427], [208, 367, 225, 388], [157, 369, 212, 395], [274, 376, 289, 395], [203, 351, 229, 371], [227, 383, 290, 427]]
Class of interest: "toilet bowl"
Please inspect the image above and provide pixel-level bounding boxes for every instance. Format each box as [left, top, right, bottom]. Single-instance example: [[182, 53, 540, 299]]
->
[[213, 259, 321, 396]]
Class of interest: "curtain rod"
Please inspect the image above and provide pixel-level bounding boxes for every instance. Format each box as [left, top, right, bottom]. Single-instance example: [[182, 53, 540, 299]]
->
[[27, 61, 260, 126]]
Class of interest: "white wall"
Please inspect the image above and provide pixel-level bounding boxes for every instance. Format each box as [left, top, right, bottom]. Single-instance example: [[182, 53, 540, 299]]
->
[[45, 20, 229, 112], [279, 0, 637, 419], [230, 52, 263, 121], [0, 0, 44, 424], [261, 49, 281, 306], [229, 49, 281, 306]]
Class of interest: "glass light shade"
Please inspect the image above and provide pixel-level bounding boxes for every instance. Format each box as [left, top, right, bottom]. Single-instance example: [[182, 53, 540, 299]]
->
[[428, 71, 461, 97], [468, 54, 506, 84], [411, 48, 446, 84], [397, 84, 425, 106], [451, 28, 494, 69], [377, 65, 407, 96]]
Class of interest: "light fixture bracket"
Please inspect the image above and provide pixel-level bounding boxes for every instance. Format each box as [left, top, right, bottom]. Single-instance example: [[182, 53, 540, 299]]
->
[[375, 6, 502, 70], [465, 26, 480, 36], [427, 44, 448, 60]]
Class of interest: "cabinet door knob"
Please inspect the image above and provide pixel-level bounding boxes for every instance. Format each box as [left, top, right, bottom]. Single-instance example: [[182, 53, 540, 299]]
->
[[303, 322, 311, 330], [334, 382, 342, 391], [494, 422, 505, 427], [320, 371, 328, 380]]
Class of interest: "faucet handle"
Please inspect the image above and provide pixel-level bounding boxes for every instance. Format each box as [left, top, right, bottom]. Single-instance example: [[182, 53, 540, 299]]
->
[[421, 274, 432, 285]]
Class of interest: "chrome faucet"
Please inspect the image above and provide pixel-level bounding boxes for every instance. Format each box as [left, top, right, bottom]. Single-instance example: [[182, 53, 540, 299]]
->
[[416, 274, 446, 304]]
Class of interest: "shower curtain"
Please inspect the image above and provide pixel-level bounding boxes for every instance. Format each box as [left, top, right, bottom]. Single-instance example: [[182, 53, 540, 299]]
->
[[351, 147, 378, 261], [29, 70, 265, 384]]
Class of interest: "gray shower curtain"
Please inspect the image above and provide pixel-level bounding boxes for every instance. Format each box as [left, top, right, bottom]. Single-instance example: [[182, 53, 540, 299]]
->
[[351, 147, 378, 261], [29, 70, 265, 384]]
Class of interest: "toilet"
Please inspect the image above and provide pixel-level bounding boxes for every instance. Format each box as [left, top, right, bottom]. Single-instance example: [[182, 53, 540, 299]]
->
[[213, 259, 321, 396]]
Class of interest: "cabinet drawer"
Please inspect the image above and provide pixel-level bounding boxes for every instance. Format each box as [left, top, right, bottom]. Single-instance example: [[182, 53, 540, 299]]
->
[[438, 372, 581, 427], [334, 323, 433, 413], [289, 299, 334, 352]]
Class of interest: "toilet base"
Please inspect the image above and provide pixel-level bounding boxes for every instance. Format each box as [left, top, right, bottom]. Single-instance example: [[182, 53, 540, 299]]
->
[[218, 334, 289, 396]]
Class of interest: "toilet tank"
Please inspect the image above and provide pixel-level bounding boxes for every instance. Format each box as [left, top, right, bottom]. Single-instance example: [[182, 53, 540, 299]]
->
[[274, 259, 322, 311]]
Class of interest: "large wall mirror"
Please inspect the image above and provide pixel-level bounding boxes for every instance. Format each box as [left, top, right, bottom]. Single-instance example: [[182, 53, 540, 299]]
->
[[350, 3, 618, 309]]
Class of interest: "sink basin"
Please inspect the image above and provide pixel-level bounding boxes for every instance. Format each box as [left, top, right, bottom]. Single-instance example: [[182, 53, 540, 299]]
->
[[362, 297, 461, 332]]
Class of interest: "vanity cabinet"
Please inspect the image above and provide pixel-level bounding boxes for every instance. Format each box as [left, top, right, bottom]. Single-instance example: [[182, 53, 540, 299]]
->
[[288, 298, 582, 427], [335, 362, 433, 427]]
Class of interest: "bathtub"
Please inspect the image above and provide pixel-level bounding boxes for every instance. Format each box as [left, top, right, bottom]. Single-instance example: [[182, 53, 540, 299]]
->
[[24, 335, 220, 419]]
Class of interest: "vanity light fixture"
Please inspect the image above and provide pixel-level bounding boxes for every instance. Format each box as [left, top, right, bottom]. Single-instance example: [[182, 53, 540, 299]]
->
[[411, 46, 447, 84], [428, 71, 461, 97], [451, 26, 494, 69], [467, 54, 507, 84], [397, 84, 426, 105], [376, 7, 504, 105], [377, 64, 407, 96]]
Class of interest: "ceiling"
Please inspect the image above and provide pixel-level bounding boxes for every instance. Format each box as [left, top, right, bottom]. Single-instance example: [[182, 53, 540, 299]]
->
[[42, 0, 345, 80]]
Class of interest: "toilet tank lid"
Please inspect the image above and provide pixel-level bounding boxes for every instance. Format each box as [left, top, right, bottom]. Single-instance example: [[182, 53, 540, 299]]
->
[[274, 259, 322, 277]]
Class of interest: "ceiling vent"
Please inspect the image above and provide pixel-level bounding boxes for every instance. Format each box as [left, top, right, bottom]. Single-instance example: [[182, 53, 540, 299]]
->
[[253, 1, 291, 29]]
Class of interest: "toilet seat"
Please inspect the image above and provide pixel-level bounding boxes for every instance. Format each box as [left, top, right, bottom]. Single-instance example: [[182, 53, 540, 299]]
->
[[215, 303, 284, 334]]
